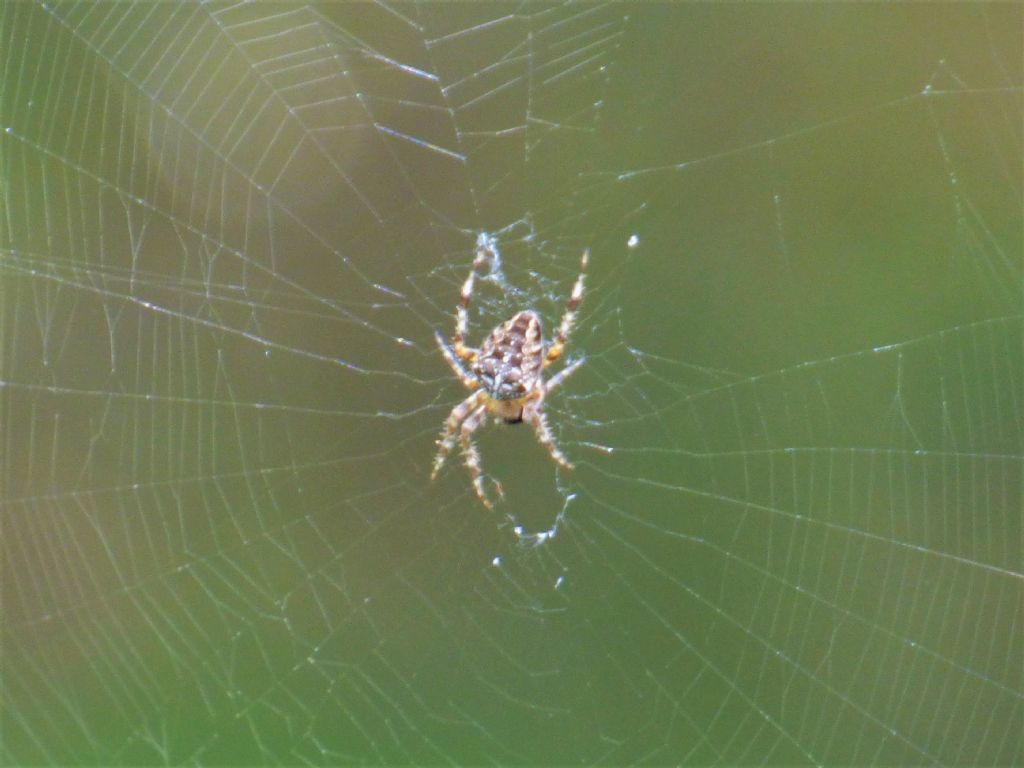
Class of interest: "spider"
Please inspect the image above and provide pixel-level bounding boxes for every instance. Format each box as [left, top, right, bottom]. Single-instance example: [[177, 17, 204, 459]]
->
[[430, 239, 588, 509]]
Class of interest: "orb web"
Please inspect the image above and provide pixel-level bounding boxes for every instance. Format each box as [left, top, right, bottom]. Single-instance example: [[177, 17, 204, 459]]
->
[[2, 3, 1021, 765]]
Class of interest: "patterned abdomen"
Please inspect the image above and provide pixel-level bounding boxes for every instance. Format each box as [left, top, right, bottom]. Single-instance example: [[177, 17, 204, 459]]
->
[[474, 311, 544, 401]]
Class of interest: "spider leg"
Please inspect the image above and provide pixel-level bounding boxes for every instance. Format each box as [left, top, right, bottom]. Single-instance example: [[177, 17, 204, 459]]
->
[[545, 249, 588, 366], [431, 390, 486, 480], [459, 404, 503, 508], [523, 397, 573, 471], [543, 356, 584, 396], [435, 331, 479, 390], [453, 240, 494, 362]]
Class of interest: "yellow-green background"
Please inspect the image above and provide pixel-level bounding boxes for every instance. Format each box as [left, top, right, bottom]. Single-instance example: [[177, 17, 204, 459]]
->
[[2, 3, 1020, 764]]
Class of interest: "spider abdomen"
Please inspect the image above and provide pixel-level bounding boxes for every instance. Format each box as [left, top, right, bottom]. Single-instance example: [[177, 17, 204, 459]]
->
[[474, 310, 544, 401]]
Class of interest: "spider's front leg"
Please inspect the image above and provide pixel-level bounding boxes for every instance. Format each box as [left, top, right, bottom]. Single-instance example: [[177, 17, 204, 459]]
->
[[522, 396, 573, 471], [459, 404, 503, 509], [432, 390, 486, 480]]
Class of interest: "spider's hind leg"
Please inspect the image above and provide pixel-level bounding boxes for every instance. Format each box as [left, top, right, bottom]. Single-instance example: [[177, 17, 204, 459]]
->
[[435, 331, 479, 390], [453, 240, 494, 361], [545, 249, 588, 366], [543, 357, 584, 396]]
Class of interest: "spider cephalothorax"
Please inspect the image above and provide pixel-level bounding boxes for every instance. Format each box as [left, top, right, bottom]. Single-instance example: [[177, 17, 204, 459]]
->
[[430, 238, 588, 508]]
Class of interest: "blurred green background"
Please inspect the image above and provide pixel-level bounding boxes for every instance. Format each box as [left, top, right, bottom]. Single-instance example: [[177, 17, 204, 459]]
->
[[2, 3, 1021, 765]]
